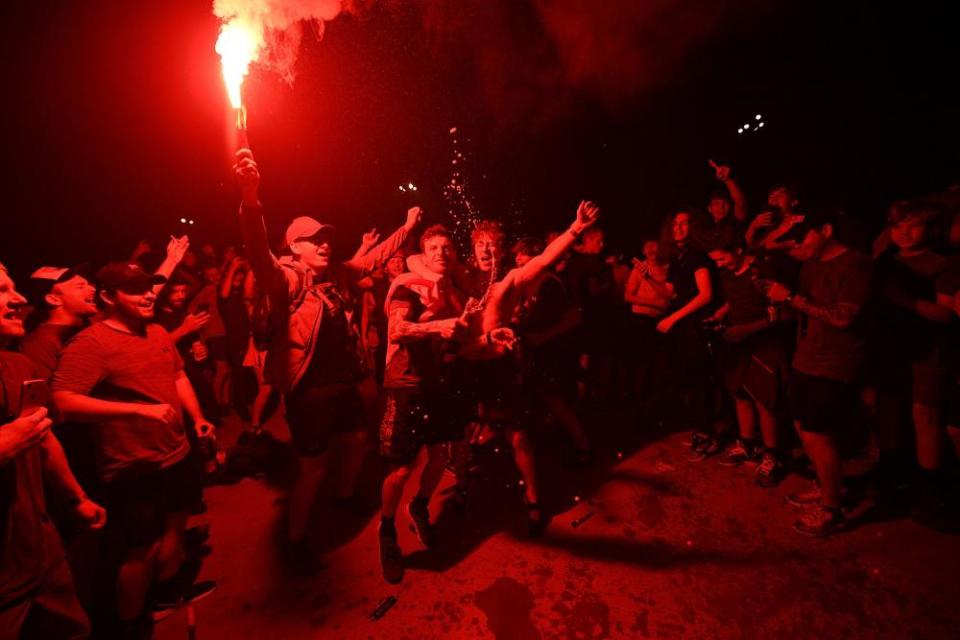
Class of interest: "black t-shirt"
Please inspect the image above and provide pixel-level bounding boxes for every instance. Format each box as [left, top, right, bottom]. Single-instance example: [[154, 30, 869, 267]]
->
[[564, 252, 618, 324], [668, 246, 713, 316], [719, 266, 768, 326], [793, 249, 873, 383], [383, 284, 458, 390], [299, 284, 361, 388], [874, 249, 950, 358], [0, 352, 63, 607], [18, 323, 83, 380]]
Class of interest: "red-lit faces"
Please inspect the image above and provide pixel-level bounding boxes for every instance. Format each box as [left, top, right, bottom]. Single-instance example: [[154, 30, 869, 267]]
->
[[890, 216, 928, 252], [423, 235, 456, 276], [49, 275, 98, 318], [473, 234, 501, 273], [0, 269, 28, 338]]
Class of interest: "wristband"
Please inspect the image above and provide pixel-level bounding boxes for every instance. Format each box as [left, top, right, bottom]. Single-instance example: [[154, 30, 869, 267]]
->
[[68, 493, 87, 507], [569, 227, 584, 240]]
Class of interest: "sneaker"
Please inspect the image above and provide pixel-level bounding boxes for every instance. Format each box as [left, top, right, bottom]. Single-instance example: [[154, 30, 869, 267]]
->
[[407, 498, 435, 548], [717, 440, 751, 467], [150, 580, 217, 621], [786, 486, 822, 507], [689, 435, 722, 462], [379, 526, 404, 584], [689, 432, 710, 453], [753, 453, 784, 488], [793, 504, 845, 537]]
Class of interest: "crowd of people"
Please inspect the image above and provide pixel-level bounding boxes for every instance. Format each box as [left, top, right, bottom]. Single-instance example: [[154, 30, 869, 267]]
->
[[2, 148, 959, 638]]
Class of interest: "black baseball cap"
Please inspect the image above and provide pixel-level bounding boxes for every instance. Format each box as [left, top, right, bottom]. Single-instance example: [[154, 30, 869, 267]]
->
[[96, 262, 166, 293]]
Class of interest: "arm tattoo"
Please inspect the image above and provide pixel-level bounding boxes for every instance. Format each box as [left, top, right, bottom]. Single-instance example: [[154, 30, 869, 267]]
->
[[388, 304, 447, 343], [792, 297, 859, 329]]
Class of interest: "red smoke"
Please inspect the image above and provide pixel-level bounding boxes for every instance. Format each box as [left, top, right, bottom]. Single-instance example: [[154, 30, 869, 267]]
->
[[418, 0, 769, 128]]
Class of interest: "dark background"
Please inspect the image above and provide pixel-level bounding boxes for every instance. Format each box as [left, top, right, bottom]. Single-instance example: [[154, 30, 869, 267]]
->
[[1, 0, 957, 273]]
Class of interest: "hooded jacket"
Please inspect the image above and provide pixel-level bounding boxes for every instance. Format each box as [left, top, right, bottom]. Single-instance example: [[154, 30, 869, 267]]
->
[[239, 204, 410, 392]]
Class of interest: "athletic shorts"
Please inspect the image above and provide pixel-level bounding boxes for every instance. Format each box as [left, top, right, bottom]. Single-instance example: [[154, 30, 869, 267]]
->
[[284, 382, 366, 457], [102, 456, 200, 550], [720, 332, 787, 411], [788, 369, 859, 435], [379, 388, 467, 466]]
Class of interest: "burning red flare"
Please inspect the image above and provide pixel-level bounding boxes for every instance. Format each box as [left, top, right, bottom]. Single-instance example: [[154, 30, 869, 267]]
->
[[216, 19, 261, 134]]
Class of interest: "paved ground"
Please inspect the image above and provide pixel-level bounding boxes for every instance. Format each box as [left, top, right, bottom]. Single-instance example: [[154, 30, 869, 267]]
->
[[154, 410, 960, 640]]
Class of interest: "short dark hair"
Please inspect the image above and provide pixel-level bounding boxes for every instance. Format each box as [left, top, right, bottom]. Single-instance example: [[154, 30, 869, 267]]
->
[[512, 237, 544, 257], [887, 198, 943, 227], [419, 224, 453, 251]]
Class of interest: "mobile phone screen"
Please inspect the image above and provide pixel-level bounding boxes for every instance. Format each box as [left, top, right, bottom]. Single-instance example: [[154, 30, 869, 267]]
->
[[19, 379, 53, 418]]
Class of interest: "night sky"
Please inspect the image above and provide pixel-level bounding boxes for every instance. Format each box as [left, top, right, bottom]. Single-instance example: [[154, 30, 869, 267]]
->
[[1, 0, 957, 274]]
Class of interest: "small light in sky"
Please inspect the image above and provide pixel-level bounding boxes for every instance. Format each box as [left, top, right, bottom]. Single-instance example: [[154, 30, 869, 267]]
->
[[398, 185, 406, 192], [180, 217, 187, 224], [737, 128, 744, 134], [408, 182, 417, 191], [755, 114, 762, 120], [188, 219, 195, 225], [758, 122, 765, 128], [744, 123, 751, 129]]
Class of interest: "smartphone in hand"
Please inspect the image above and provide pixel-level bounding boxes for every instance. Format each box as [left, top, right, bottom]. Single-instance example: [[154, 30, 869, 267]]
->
[[19, 379, 56, 420]]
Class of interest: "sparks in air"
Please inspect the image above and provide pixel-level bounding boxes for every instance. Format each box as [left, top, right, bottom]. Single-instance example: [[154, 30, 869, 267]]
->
[[215, 21, 261, 109]]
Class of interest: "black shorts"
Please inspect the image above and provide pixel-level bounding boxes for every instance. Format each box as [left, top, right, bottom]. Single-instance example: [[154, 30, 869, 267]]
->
[[102, 456, 200, 550], [379, 388, 467, 466], [788, 370, 859, 434], [285, 382, 366, 457], [466, 357, 523, 426], [720, 333, 787, 411]]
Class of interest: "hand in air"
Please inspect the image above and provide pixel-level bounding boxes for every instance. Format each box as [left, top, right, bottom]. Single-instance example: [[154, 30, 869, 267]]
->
[[708, 160, 731, 182], [574, 200, 600, 232], [234, 149, 260, 202], [404, 207, 423, 231], [166, 235, 190, 264], [362, 228, 381, 247]]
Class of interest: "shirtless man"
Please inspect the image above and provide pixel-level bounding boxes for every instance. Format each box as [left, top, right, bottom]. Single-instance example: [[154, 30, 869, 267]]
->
[[408, 201, 599, 534]]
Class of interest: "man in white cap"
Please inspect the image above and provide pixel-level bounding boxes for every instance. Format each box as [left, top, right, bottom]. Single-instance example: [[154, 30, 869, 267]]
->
[[234, 148, 422, 568]]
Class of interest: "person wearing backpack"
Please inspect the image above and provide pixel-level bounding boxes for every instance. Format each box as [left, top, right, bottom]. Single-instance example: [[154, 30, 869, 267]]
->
[[233, 148, 422, 569]]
